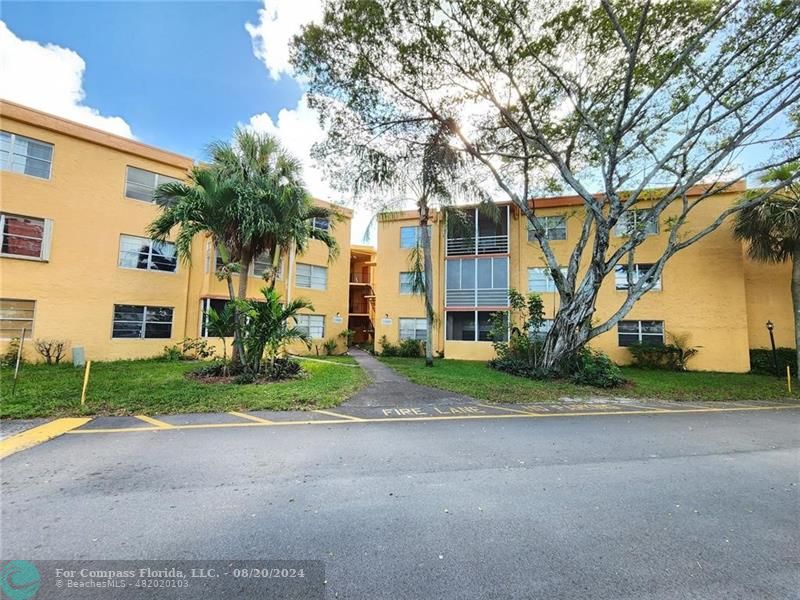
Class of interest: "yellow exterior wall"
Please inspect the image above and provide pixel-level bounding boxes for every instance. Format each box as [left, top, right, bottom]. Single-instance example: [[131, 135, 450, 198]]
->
[[375, 190, 793, 373], [0, 101, 354, 362]]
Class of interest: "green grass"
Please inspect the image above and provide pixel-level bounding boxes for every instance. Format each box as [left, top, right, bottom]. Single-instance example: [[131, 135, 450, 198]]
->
[[380, 357, 798, 403], [1, 358, 368, 419]]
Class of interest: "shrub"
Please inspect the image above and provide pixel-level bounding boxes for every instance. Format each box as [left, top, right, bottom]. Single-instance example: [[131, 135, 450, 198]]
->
[[33, 339, 70, 365], [750, 347, 796, 376], [397, 338, 424, 358], [628, 332, 699, 371], [323, 338, 338, 356], [339, 329, 355, 347], [570, 349, 626, 388], [0, 338, 24, 368], [162, 338, 216, 361], [263, 357, 303, 380], [379, 335, 399, 357]]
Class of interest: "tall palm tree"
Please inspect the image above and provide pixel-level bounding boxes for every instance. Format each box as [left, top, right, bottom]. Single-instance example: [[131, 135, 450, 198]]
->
[[148, 168, 248, 363], [208, 128, 339, 293], [733, 162, 800, 379]]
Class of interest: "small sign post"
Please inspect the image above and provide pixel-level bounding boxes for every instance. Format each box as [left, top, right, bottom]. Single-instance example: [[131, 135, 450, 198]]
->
[[81, 360, 93, 406], [11, 327, 27, 398]]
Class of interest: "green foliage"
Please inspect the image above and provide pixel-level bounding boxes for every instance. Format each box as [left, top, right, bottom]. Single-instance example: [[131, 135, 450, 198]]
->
[[339, 328, 355, 347], [0, 338, 24, 368], [749, 347, 796, 376], [235, 287, 313, 375], [161, 338, 216, 362], [379, 335, 399, 357], [398, 339, 424, 358], [569, 349, 627, 389], [323, 338, 338, 355], [379, 336, 424, 358], [489, 290, 547, 375], [628, 332, 700, 371]]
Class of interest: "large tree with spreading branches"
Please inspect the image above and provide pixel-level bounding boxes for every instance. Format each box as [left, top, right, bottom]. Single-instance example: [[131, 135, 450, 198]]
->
[[293, 0, 800, 371]]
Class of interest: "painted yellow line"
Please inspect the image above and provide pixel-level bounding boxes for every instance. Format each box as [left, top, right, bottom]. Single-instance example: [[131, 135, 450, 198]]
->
[[62, 404, 800, 435], [229, 411, 273, 424], [1, 418, 91, 459], [476, 403, 537, 415], [134, 415, 175, 429], [313, 409, 365, 421]]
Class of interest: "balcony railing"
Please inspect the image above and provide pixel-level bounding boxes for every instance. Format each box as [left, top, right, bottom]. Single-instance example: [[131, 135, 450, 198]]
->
[[349, 274, 372, 284], [349, 300, 372, 314], [446, 234, 508, 256], [445, 288, 510, 307]]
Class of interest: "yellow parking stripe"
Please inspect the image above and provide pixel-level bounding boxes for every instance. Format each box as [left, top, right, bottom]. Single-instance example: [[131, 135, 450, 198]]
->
[[313, 409, 365, 421], [134, 415, 175, 429], [1, 418, 91, 459], [477, 403, 536, 415], [229, 411, 273, 424], [62, 404, 800, 435]]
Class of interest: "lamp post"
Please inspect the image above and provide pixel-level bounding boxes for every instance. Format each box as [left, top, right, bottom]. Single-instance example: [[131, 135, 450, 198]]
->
[[766, 321, 779, 376]]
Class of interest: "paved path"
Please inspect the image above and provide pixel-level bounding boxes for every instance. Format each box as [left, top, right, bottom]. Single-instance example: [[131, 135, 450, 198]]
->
[[344, 348, 475, 408]]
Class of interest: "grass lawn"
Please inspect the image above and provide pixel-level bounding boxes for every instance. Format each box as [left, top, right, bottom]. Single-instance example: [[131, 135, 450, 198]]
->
[[1, 357, 368, 419], [380, 357, 798, 403]]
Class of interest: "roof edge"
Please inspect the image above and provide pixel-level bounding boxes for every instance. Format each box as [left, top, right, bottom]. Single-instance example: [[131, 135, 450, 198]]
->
[[0, 99, 194, 169]]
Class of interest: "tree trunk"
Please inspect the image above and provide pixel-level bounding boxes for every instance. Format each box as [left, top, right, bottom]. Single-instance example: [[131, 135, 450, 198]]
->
[[230, 251, 253, 366], [225, 272, 247, 369], [539, 264, 603, 372], [419, 203, 435, 367], [793, 249, 800, 382]]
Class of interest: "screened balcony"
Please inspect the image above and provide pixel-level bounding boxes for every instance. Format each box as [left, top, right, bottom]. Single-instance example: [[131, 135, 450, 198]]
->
[[445, 256, 509, 307], [446, 206, 509, 256]]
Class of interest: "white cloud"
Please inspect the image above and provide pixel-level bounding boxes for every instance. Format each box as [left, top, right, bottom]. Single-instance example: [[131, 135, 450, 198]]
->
[[0, 21, 133, 138], [245, 0, 323, 80]]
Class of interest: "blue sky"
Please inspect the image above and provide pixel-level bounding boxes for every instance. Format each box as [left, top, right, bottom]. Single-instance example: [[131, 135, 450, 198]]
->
[[2, 1, 300, 158]]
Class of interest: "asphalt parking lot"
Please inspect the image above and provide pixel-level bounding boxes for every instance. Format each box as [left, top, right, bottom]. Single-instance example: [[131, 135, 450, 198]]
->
[[2, 406, 798, 599]]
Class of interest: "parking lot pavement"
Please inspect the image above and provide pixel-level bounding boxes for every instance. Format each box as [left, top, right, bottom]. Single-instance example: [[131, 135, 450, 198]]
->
[[2, 409, 798, 599]]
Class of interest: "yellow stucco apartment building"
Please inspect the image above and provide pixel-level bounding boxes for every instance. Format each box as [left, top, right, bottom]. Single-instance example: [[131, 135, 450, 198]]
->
[[374, 189, 792, 373], [0, 100, 357, 361], [0, 99, 791, 372]]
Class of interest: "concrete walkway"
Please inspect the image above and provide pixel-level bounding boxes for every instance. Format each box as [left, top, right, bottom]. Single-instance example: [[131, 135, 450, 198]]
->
[[344, 348, 476, 408]]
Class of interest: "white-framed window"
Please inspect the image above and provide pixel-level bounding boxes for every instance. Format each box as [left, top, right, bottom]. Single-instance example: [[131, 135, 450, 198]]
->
[[528, 267, 567, 293], [400, 225, 428, 248], [112, 305, 173, 339], [296, 263, 327, 290], [618, 320, 664, 346], [200, 298, 234, 337], [295, 314, 325, 338], [399, 272, 418, 295], [311, 216, 330, 231], [614, 263, 661, 291], [1, 131, 53, 179], [0, 298, 35, 338], [399, 317, 427, 341], [0, 213, 52, 261], [118, 235, 177, 273], [446, 310, 507, 341], [528, 215, 566, 241], [124, 166, 181, 202], [615, 209, 659, 237]]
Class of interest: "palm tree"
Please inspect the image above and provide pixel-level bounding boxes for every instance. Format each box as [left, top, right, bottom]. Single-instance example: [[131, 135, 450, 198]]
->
[[235, 288, 314, 375], [205, 302, 236, 364], [208, 128, 339, 292], [733, 162, 800, 379], [148, 168, 248, 363]]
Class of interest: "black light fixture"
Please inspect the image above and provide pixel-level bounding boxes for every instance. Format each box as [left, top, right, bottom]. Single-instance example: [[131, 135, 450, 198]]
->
[[766, 320, 779, 376]]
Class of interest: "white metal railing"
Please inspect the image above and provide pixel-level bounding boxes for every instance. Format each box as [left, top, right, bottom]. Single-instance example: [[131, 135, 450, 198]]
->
[[446, 235, 508, 255], [446, 288, 510, 307]]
